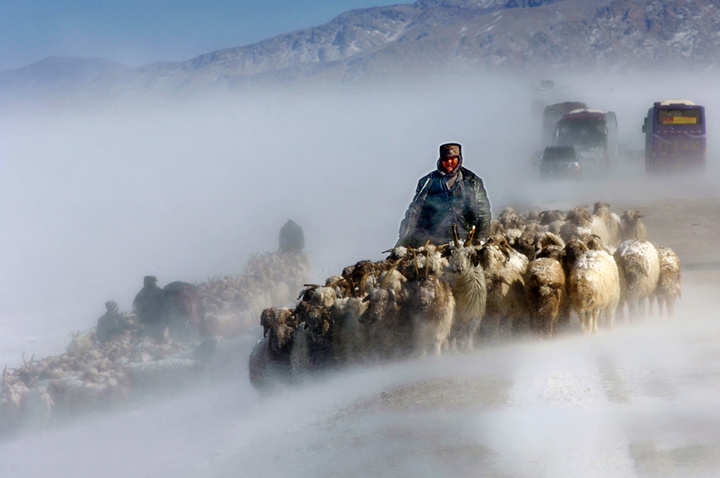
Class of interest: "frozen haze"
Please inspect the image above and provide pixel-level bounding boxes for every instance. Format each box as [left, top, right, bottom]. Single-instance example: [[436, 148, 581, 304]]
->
[[1, 71, 720, 476]]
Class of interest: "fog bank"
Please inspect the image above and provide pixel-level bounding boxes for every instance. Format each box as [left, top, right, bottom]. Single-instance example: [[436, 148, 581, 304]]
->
[[1, 71, 718, 365]]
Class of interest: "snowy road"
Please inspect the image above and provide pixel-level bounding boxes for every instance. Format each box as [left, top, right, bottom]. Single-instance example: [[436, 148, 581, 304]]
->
[[213, 278, 720, 478], [1, 275, 719, 478]]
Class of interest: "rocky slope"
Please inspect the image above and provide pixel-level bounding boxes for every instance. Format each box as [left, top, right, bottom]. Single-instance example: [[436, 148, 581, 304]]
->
[[2, 0, 719, 101]]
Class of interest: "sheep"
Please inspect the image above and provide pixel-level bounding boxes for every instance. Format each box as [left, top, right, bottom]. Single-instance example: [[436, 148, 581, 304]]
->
[[490, 219, 506, 236], [498, 207, 526, 247], [330, 297, 368, 365], [477, 240, 527, 338], [539, 209, 565, 226], [359, 266, 413, 361], [244, 201, 670, 388], [259, 307, 295, 353], [524, 257, 566, 337], [593, 201, 622, 247], [568, 249, 621, 333], [341, 260, 381, 298], [525, 209, 540, 222], [654, 246, 682, 317], [403, 248, 455, 356], [620, 210, 647, 241], [444, 225, 487, 352], [250, 307, 295, 390], [513, 224, 540, 259], [497, 206, 526, 230], [559, 206, 611, 246], [482, 234, 529, 276], [614, 239, 660, 319], [301, 285, 337, 308], [540, 239, 588, 331], [289, 300, 335, 376]]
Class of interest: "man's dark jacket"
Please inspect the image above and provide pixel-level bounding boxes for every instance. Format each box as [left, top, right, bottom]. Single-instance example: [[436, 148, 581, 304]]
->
[[396, 166, 491, 247]]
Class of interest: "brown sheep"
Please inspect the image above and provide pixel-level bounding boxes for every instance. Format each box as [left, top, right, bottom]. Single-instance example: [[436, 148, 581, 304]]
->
[[525, 257, 566, 337]]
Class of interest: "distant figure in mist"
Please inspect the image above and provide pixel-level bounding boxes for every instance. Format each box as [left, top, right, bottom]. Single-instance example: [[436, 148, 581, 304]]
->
[[132, 275, 167, 339], [396, 142, 492, 247], [132, 275, 205, 340], [162, 280, 205, 339], [278, 219, 305, 253], [95, 300, 133, 343]]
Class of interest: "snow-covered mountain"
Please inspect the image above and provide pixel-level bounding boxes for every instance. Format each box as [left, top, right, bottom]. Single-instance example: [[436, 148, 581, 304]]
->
[[2, 0, 719, 101]]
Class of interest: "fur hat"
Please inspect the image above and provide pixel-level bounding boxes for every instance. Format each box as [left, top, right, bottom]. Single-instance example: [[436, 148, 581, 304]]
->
[[439, 143, 462, 158]]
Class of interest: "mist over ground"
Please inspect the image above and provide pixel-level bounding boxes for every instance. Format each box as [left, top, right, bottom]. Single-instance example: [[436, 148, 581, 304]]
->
[[1, 71, 718, 365], [1, 70, 720, 476]]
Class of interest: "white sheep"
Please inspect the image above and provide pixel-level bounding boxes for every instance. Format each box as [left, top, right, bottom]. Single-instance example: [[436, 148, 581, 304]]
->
[[593, 201, 622, 247], [444, 226, 487, 352], [654, 246, 681, 317], [359, 267, 412, 361], [403, 248, 455, 356], [620, 210, 647, 242], [614, 239, 660, 319], [568, 249, 621, 333], [560, 206, 611, 246], [477, 239, 527, 338]]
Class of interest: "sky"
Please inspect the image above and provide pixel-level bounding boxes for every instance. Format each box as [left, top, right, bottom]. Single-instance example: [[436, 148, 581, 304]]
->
[[0, 0, 396, 71]]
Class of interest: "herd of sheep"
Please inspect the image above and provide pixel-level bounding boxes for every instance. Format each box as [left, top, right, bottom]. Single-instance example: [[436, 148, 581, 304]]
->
[[1, 210, 682, 430], [250, 202, 682, 390], [0, 224, 311, 437]]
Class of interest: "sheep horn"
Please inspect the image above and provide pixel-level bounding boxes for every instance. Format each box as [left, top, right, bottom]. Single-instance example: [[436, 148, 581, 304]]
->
[[359, 270, 373, 296], [380, 257, 404, 289], [346, 276, 357, 298], [464, 225, 476, 247], [452, 223, 461, 247], [409, 246, 419, 277]]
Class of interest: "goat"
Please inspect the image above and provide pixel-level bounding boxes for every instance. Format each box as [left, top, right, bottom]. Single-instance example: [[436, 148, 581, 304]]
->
[[444, 225, 487, 352], [403, 247, 455, 356]]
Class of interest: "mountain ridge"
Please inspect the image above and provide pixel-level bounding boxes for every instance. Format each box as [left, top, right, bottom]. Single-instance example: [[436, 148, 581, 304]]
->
[[1, 0, 718, 103]]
